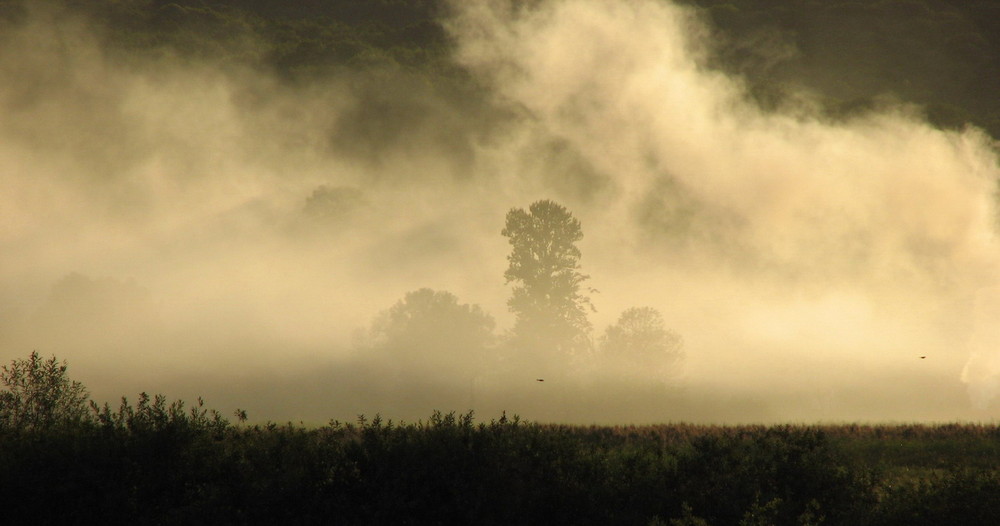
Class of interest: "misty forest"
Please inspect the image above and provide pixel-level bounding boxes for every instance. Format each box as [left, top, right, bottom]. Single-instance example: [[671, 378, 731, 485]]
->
[[4, 0, 1000, 523]]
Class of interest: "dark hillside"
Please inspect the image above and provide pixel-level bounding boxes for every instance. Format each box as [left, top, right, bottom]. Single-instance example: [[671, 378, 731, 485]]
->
[[682, 0, 1000, 136], [4, 0, 998, 136]]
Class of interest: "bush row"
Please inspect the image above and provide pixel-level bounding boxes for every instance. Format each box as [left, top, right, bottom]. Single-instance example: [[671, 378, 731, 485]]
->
[[4, 406, 1000, 525]]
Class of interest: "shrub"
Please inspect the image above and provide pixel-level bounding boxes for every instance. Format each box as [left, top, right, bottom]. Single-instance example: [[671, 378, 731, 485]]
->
[[0, 351, 90, 432]]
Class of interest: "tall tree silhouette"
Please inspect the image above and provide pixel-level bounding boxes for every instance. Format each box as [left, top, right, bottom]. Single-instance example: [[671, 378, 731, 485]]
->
[[502, 200, 592, 358]]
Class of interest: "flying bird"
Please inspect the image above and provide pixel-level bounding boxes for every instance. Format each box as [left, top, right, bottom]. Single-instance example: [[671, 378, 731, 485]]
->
[[920, 356, 926, 359], [536, 378, 544, 382]]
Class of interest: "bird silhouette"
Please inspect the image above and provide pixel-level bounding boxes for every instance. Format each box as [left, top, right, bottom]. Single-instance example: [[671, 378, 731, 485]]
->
[[536, 378, 544, 382], [920, 356, 926, 359]]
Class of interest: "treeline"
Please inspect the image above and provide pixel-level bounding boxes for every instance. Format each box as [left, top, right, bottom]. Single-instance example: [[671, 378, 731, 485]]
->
[[0, 0, 455, 77], [2, 354, 1000, 524], [2, 0, 998, 137], [682, 0, 1000, 136]]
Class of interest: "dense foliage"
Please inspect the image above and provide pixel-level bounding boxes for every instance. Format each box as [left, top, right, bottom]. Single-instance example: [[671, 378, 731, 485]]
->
[[2, 353, 1000, 524], [0, 351, 89, 431], [4, 406, 1000, 524]]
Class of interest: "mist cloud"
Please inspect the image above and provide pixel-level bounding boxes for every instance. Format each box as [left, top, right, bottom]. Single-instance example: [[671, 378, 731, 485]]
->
[[1, 0, 999, 422], [448, 0, 1000, 417]]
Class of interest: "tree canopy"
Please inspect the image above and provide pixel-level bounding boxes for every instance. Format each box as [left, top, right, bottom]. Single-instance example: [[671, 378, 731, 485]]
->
[[364, 288, 495, 372], [0, 351, 90, 431], [502, 200, 592, 356], [600, 307, 683, 377]]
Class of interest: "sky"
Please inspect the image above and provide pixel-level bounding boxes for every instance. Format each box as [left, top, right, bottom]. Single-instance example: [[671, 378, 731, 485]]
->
[[2, 0, 1000, 424]]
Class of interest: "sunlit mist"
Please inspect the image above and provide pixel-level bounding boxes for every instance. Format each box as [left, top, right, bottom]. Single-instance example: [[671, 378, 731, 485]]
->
[[2, 0, 999, 424]]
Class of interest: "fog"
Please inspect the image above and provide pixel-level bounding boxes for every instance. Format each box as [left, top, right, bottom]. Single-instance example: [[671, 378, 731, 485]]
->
[[2, 0, 999, 424]]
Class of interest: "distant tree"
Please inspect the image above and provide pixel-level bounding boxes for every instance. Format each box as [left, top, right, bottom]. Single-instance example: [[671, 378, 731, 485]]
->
[[0, 351, 90, 431], [501, 200, 593, 357], [365, 288, 495, 372], [600, 307, 683, 376]]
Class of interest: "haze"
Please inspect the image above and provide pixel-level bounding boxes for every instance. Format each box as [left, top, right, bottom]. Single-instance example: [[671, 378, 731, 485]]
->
[[2, 0, 999, 424]]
